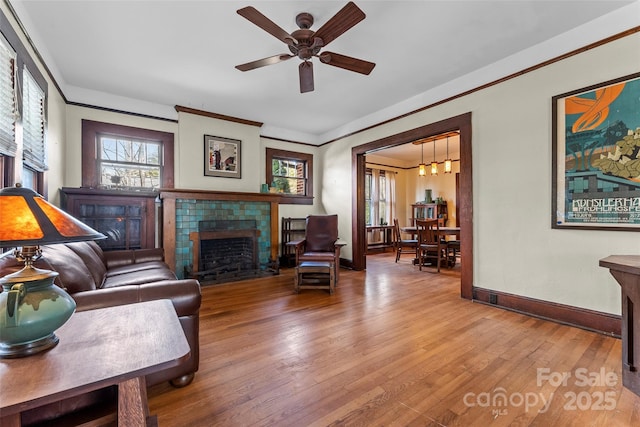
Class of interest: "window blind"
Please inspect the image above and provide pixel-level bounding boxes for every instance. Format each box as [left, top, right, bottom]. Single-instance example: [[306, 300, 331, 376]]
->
[[0, 34, 16, 157], [22, 67, 46, 171]]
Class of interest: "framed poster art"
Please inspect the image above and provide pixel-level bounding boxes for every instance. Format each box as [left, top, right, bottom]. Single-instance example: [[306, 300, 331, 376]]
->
[[204, 135, 241, 178], [552, 72, 640, 230]]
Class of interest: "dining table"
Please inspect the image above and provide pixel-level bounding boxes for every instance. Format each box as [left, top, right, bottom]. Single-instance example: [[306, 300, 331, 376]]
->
[[401, 225, 461, 239], [400, 225, 460, 268]]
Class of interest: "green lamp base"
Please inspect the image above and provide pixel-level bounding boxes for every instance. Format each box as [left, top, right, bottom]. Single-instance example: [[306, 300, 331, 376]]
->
[[0, 333, 59, 358], [0, 260, 76, 359]]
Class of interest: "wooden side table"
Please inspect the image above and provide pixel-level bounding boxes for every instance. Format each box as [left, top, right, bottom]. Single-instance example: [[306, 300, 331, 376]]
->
[[600, 255, 640, 397], [0, 299, 190, 426]]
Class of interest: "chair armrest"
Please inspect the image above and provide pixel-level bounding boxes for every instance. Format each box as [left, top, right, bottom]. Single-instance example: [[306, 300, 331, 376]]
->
[[286, 239, 306, 265], [104, 248, 165, 268], [71, 279, 201, 317]]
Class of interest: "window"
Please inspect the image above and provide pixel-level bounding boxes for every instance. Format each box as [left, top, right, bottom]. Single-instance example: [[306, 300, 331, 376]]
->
[[98, 134, 162, 189], [365, 171, 372, 225], [266, 148, 313, 205], [365, 168, 395, 226], [21, 67, 46, 179], [82, 120, 174, 190], [0, 33, 16, 188]]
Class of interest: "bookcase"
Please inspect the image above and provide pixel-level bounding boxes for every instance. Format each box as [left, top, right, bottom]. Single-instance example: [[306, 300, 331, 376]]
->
[[410, 203, 448, 226], [60, 187, 157, 250], [280, 217, 307, 267]]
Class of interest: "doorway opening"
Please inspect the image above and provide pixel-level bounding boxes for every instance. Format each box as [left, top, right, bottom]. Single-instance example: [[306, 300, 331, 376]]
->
[[351, 112, 473, 299]]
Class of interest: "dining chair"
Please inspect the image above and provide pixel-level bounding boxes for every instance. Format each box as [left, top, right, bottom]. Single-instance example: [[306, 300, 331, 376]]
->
[[415, 218, 445, 272], [393, 218, 417, 263]]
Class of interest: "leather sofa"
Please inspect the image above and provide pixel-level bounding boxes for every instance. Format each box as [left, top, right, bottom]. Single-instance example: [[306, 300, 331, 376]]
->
[[0, 241, 201, 425]]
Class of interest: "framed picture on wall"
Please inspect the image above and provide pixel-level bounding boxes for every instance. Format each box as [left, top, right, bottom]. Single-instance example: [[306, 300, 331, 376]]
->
[[552, 72, 640, 230], [204, 135, 241, 178]]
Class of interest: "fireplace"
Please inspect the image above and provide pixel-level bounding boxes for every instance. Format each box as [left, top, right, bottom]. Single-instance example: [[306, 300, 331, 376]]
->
[[158, 189, 282, 281], [187, 220, 265, 284]]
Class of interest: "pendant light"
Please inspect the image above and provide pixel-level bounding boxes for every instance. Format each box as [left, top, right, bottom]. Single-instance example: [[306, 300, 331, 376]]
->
[[444, 136, 452, 174], [418, 142, 426, 176], [430, 140, 438, 176]]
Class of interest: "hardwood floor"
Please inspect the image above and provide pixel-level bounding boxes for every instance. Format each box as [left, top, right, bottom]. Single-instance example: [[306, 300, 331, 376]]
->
[[148, 252, 640, 426]]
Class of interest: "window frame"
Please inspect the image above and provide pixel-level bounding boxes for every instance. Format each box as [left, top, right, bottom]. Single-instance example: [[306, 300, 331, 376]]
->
[[266, 148, 313, 205], [81, 120, 174, 190]]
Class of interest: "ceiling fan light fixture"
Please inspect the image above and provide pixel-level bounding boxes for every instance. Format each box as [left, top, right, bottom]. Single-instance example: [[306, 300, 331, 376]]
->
[[235, 3, 374, 93]]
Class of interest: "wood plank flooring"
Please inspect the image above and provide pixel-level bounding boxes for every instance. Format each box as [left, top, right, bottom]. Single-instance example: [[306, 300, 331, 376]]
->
[[148, 252, 640, 426]]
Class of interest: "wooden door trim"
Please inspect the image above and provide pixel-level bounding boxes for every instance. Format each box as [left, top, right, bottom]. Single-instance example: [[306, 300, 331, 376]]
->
[[352, 112, 473, 299]]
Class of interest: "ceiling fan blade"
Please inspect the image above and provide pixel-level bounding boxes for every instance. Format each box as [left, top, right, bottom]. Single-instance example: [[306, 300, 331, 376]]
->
[[299, 61, 314, 93], [237, 7, 294, 45], [313, 2, 365, 47], [320, 52, 375, 75], [236, 54, 294, 72]]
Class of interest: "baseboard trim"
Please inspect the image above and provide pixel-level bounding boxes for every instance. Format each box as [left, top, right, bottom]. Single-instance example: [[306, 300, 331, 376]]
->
[[473, 287, 621, 338]]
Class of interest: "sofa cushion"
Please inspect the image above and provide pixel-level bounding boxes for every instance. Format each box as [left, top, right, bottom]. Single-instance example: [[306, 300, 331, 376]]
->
[[105, 261, 169, 277], [38, 244, 98, 293], [64, 242, 107, 289], [102, 266, 178, 288]]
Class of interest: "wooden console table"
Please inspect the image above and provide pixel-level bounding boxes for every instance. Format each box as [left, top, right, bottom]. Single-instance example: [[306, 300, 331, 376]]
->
[[0, 299, 190, 426], [600, 255, 640, 397], [366, 225, 394, 252]]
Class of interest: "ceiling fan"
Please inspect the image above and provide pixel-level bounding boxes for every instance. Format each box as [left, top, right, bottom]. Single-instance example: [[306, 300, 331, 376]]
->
[[235, 2, 376, 93]]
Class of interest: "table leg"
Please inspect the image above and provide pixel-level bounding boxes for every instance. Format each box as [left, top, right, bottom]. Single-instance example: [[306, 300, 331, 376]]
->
[[0, 413, 20, 427], [118, 376, 149, 426]]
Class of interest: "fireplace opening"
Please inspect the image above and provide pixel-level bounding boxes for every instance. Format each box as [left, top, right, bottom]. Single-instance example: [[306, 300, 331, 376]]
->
[[186, 219, 266, 284]]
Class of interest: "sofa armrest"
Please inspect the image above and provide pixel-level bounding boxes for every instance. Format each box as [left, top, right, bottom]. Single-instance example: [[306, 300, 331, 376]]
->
[[71, 279, 201, 317], [104, 248, 165, 268]]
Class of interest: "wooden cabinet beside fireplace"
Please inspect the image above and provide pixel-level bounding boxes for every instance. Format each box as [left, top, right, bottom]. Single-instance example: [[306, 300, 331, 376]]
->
[[60, 187, 157, 250]]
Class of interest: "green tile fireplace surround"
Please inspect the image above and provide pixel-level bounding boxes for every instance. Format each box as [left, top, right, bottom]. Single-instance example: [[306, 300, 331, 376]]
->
[[158, 189, 281, 279]]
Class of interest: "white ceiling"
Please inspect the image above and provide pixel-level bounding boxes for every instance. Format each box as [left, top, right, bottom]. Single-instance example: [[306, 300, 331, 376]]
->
[[6, 0, 639, 149]]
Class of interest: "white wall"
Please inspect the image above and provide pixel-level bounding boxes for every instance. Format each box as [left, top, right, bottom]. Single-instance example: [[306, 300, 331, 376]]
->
[[320, 32, 640, 316]]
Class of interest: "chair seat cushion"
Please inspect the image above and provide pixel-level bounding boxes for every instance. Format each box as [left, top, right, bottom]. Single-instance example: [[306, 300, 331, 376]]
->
[[298, 261, 332, 269], [299, 252, 337, 263]]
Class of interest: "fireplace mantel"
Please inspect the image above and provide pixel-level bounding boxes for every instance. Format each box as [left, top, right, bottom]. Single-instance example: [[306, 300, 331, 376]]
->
[[159, 188, 281, 276]]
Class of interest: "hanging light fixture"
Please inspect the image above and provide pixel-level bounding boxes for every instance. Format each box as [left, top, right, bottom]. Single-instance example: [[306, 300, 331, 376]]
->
[[444, 136, 452, 174], [430, 139, 438, 175], [418, 142, 426, 176]]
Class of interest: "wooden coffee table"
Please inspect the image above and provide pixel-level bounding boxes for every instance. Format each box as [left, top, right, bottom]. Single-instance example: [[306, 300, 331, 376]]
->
[[0, 299, 190, 426]]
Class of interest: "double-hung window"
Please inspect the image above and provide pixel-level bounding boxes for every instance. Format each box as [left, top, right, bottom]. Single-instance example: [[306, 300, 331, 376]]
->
[[266, 148, 313, 204], [81, 120, 174, 190], [97, 134, 162, 190]]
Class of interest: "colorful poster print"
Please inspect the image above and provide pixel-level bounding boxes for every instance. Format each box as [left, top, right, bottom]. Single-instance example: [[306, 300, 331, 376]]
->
[[553, 72, 640, 230]]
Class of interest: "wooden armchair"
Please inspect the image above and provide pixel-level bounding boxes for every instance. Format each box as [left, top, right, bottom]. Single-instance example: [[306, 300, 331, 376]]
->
[[289, 215, 344, 290]]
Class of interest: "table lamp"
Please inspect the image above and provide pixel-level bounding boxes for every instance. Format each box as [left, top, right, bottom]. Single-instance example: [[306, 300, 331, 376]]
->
[[0, 184, 105, 358]]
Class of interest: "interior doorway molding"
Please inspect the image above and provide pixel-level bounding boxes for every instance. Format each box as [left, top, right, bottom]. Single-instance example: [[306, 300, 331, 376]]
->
[[351, 112, 473, 299]]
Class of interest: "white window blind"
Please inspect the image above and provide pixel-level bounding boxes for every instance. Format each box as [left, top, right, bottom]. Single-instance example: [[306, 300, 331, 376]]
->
[[22, 67, 46, 171], [0, 34, 17, 157]]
